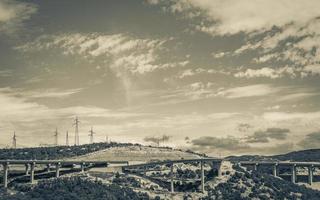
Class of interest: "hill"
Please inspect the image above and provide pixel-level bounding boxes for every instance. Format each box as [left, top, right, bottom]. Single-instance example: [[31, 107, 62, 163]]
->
[[73, 145, 203, 163], [227, 149, 320, 162], [202, 164, 320, 200]]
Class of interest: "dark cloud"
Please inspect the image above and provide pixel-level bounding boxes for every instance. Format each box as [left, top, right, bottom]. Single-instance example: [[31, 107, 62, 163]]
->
[[191, 136, 249, 151], [298, 132, 320, 149], [238, 123, 252, 132], [246, 128, 289, 143], [144, 135, 171, 146]]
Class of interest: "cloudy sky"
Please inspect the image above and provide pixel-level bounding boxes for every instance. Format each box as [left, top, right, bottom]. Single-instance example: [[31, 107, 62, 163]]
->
[[1, 0, 320, 156]]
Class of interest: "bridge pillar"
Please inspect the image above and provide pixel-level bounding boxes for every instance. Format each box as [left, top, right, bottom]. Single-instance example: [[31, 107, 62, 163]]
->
[[81, 163, 85, 173], [3, 162, 9, 188], [170, 163, 174, 193], [46, 164, 51, 172], [254, 163, 258, 171], [144, 166, 146, 176], [30, 162, 35, 184], [308, 165, 313, 185], [201, 161, 205, 193], [272, 164, 278, 177], [291, 164, 296, 183], [55, 163, 61, 178], [25, 163, 30, 175]]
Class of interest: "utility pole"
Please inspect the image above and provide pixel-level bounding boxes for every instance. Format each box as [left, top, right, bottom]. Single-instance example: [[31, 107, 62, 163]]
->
[[66, 131, 69, 146], [105, 135, 109, 143], [54, 128, 59, 146], [88, 126, 95, 144], [73, 116, 80, 146], [12, 131, 17, 149]]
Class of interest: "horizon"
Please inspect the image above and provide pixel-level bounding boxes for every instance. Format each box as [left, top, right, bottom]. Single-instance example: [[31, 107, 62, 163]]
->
[[1, 0, 320, 157]]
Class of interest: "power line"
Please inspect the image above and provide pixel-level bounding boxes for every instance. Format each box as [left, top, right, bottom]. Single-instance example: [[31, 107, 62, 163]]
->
[[73, 116, 80, 146], [12, 131, 17, 149], [54, 128, 59, 146], [88, 126, 95, 144], [66, 131, 69, 146]]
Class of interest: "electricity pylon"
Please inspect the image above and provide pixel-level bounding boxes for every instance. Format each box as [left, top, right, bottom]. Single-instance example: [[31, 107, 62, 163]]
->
[[73, 116, 80, 145], [66, 131, 69, 146], [54, 128, 59, 146], [88, 127, 95, 144], [12, 131, 17, 149]]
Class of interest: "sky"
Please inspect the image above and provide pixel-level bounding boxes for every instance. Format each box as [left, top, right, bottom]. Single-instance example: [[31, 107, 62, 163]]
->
[[1, 0, 320, 156]]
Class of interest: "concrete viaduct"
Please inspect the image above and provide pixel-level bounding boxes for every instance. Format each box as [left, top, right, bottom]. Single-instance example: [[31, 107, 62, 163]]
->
[[0, 160, 128, 188], [0, 158, 222, 193], [239, 161, 318, 185], [123, 158, 223, 193]]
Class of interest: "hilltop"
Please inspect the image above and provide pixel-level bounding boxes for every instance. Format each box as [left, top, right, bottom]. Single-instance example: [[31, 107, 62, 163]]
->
[[0, 142, 204, 162], [226, 149, 320, 162]]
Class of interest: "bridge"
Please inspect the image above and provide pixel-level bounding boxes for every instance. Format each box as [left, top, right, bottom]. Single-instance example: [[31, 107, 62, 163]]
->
[[239, 161, 319, 185], [0, 160, 128, 188], [123, 158, 223, 193], [0, 158, 222, 193]]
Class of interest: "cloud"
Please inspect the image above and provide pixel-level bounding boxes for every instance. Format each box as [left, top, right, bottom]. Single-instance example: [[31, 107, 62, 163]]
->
[[0, 0, 37, 33], [263, 111, 320, 122], [144, 134, 171, 145], [246, 128, 289, 143], [277, 92, 318, 102], [216, 84, 279, 99], [234, 67, 296, 79], [298, 132, 320, 149], [191, 136, 249, 151], [0, 87, 141, 124], [237, 123, 252, 132], [148, 0, 320, 35], [178, 68, 230, 79], [16, 33, 172, 75]]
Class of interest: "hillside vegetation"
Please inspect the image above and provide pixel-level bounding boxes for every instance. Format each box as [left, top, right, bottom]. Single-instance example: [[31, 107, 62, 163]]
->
[[202, 164, 320, 200], [0, 176, 150, 200], [227, 149, 320, 162], [0, 142, 143, 160]]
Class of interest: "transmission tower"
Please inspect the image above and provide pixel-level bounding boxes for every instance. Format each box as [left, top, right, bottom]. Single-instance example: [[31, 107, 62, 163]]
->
[[88, 127, 95, 144], [12, 131, 17, 149], [73, 116, 80, 145], [54, 128, 59, 146], [66, 131, 69, 146], [105, 135, 109, 143]]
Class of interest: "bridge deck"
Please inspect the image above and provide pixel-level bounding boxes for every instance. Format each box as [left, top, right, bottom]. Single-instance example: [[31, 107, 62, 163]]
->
[[0, 160, 129, 165], [124, 158, 222, 169], [239, 161, 320, 167]]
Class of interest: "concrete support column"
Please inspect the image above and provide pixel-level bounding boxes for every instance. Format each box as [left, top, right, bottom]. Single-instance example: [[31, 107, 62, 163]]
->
[[30, 162, 35, 184], [46, 164, 51, 172], [143, 166, 146, 176], [170, 163, 174, 193], [291, 164, 296, 183], [25, 164, 30, 175], [55, 163, 60, 178], [254, 163, 258, 171], [272, 164, 278, 177], [81, 163, 85, 173], [308, 165, 313, 185], [201, 161, 205, 193], [3, 162, 9, 188]]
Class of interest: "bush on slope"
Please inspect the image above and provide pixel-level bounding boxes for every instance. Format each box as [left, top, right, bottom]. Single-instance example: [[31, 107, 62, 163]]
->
[[1, 176, 150, 200], [203, 164, 320, 200]]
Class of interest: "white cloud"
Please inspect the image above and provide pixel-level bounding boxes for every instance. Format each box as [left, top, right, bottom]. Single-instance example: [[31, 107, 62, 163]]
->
[[0, 0, 37, 33], [263, 111, 320, 121], [17, 33, 169, 75], [148, 0, 320, 35], [234, 67, 296, 79], [216, 84, 279, 99]]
